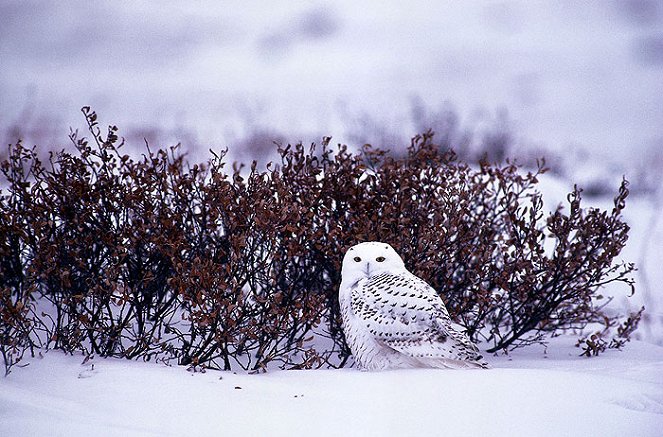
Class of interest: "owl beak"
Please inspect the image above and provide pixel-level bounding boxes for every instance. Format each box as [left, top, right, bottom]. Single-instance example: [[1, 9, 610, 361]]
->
[[364, 263, 371, 277]]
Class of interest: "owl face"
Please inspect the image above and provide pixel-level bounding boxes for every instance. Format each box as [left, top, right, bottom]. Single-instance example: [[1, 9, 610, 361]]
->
[[341, 241, 406, 283]]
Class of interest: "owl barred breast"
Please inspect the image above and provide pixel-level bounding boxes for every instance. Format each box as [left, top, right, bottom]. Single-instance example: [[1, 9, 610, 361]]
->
[[338, 242, 488, 370]]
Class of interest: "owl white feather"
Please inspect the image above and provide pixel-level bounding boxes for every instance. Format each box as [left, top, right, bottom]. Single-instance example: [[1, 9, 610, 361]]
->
[[339, 241, 488, 370]]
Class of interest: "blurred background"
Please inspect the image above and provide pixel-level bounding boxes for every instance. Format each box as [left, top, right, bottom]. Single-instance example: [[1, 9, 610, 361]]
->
[[1, 0, 662, 187]]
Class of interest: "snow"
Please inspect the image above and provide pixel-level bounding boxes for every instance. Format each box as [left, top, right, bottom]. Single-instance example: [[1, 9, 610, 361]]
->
[[1, 338, 662, 437]]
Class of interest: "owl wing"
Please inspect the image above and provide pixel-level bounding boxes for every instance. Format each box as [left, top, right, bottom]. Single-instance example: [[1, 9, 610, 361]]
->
[[351, 272, 484, 366]]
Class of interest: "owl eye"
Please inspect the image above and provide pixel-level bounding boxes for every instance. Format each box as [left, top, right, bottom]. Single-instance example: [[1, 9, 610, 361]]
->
[[376, 256, 385, 262], [353, 256, 362, 262]]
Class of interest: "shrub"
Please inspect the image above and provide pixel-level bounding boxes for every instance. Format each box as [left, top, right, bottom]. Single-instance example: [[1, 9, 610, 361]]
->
[[0, 108, 639, 374]]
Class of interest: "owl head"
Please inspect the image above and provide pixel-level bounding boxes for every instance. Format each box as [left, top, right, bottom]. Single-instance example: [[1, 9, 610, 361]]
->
[[341, 241, 406, 284]]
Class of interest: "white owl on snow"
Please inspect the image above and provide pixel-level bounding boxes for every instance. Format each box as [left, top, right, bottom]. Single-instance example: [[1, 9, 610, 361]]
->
[[339, 242, 489, 370]]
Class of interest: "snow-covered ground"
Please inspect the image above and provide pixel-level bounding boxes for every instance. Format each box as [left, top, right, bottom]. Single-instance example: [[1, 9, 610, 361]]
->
[[1, 338, 662, 437]]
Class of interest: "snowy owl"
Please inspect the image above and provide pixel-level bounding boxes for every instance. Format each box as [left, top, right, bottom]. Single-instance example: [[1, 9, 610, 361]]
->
[[339, 241, 488, 370]]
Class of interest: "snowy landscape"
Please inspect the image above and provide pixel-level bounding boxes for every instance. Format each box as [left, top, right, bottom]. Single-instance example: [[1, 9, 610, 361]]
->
[[1, 167, 661, 437], [1, 1, 663, 436], [1, 337, 663, 437]]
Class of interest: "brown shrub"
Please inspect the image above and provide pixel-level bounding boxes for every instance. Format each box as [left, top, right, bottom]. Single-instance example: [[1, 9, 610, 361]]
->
[[0, 108, 639, 374]]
